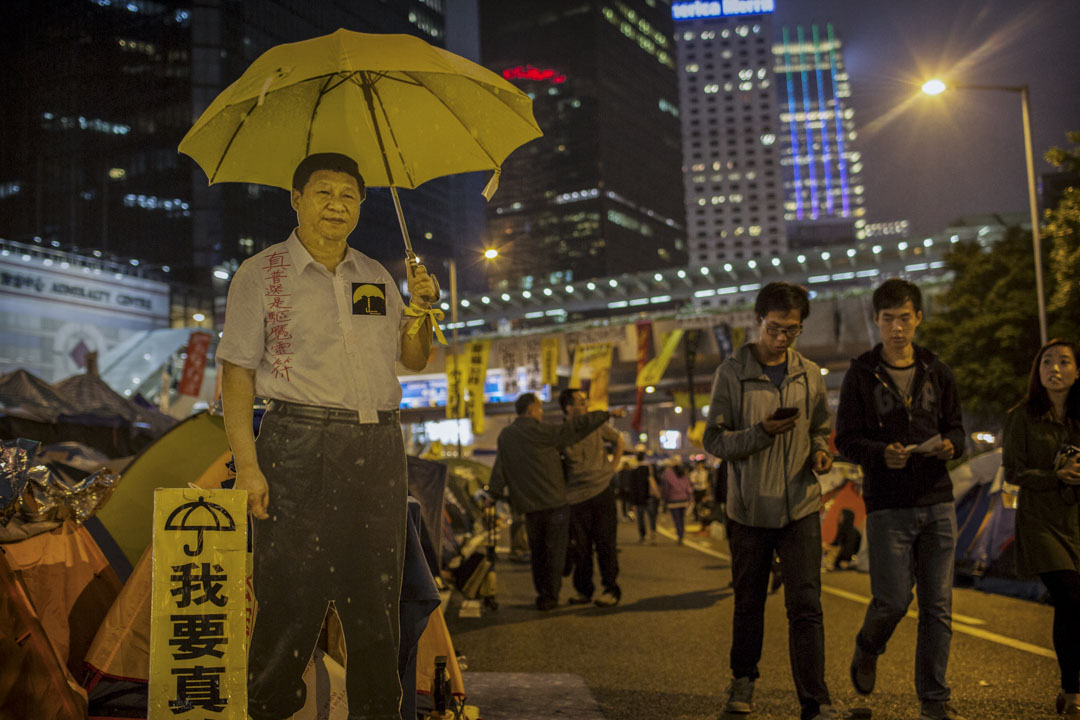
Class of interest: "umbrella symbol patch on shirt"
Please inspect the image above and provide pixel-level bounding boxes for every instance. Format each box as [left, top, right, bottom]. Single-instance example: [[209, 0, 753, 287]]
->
[[352, 283, 387, 316]]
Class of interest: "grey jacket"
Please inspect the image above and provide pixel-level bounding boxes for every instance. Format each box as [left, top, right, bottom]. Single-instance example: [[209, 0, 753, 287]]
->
[[703, 344, 831, 528], [488, 411, 611, 514]]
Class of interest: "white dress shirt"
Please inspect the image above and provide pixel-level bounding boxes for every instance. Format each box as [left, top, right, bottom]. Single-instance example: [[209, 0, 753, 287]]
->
[[216, 231, 405, 423]]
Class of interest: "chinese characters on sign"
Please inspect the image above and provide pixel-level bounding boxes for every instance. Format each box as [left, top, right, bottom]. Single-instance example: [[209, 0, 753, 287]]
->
[[177, 332, 212, 398], [150, 489, 248, 719], [262, 250, 293, 382]]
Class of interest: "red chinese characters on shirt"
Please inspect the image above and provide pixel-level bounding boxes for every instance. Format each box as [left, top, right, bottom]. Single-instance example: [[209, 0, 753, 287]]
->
[[262, 251, 294, 382]]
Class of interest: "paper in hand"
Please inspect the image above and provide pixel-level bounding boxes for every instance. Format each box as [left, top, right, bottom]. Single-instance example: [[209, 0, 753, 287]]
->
[[905, 434, 944, 454]]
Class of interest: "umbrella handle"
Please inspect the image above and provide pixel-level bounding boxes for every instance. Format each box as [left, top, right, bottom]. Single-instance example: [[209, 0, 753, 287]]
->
[[393, 187, 441, 303]]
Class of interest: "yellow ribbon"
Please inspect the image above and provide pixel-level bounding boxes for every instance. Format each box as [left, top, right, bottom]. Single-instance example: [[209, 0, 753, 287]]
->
[[404, 303, 448, 345]]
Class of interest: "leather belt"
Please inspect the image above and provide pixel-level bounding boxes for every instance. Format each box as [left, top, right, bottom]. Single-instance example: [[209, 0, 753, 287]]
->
[[265, 399, 399, 425]]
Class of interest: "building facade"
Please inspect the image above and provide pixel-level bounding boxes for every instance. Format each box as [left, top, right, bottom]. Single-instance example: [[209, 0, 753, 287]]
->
[[479, 0, 687, 292], [774, 22, 867, 245], [1, 1, 470, 292], [674, 0, 787, 269]]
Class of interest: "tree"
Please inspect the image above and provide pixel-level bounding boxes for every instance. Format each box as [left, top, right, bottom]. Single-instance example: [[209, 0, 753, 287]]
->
[[1044, 131, 1080, 313], [920, 131, 1080, 426]]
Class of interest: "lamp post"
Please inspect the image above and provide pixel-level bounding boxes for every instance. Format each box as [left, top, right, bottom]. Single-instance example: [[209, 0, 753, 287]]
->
[[921, 79, 1048, 345]]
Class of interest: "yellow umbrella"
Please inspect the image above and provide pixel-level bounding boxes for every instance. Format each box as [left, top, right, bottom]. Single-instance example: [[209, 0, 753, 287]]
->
[[178, 28, 542, 261]]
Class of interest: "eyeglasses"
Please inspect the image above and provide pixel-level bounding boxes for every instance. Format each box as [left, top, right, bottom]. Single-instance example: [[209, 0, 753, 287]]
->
[[762, 322, 803, 339]]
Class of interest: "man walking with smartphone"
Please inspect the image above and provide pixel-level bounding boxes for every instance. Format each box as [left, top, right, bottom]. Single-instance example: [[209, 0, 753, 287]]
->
[[703, 282, 836, 720]]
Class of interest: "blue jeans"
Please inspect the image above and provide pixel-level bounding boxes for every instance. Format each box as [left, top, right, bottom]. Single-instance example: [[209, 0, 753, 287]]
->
[[857, 502, 957, 703]]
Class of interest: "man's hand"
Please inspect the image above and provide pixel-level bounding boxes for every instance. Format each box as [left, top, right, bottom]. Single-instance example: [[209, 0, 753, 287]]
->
[[884, 442, 910, 470], [1057, 457, 1080, 486], [932, 438, 956, 461], [761, 410, 799, 437], [235, 466, 270, 519], [811, 450, 833, 475], [408, 261, 438, 307], [609, 406, 627, 418]]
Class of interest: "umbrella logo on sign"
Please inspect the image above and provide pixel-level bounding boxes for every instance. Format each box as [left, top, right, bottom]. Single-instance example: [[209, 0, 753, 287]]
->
[[352, 283, 386, 316], [164, 496, 238, 556]]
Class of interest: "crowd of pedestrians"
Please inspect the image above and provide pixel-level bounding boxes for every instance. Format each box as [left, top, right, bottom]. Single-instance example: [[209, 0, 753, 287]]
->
[[484, 276, 1079, 720]]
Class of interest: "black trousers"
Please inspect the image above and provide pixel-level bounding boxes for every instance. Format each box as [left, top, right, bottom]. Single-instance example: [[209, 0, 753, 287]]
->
[[569, 483, 621, 599], [247, 408, 407, 720], [728, 513, 830, 720], [1041, 569, 1080, 693], [525, 505, 570, 606]]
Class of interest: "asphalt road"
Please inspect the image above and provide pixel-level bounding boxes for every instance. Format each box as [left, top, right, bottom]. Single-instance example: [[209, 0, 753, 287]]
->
[[445, 514, 1061, 720]]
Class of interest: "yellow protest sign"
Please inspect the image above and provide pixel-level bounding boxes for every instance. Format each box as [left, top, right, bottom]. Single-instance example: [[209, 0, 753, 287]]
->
[[687, 420, 707, 449], [446, 352, 466, 420], [540, 337, 560, 386], [636, 329, 684, 387], [570, 342, 614, 411], [149, 488, 248, 720], [465, 339, 492, 436]]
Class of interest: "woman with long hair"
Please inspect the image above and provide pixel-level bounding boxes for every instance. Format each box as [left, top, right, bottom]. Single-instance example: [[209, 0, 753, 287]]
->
[[1003, 339, 1080, 720]]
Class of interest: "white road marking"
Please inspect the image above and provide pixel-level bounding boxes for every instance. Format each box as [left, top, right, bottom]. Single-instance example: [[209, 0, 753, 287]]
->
[[654, 526, 1056, 659]]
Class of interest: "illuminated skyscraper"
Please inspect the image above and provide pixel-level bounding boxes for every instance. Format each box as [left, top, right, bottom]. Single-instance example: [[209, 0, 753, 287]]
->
[[773, 24, 866, 245], [479, 1, 687, 292], [673, 1, 788, 272]]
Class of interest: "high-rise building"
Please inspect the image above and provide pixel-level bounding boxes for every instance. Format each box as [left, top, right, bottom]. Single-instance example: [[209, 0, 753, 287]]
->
[[773, 23, 866, 245], [1, 1, 468, 289], [478, 1, 687, 292], [673, 1, 787, 269]]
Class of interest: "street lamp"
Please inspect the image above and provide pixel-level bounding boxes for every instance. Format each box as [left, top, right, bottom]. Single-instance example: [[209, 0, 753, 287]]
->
[[921, 78, 1048, 344]]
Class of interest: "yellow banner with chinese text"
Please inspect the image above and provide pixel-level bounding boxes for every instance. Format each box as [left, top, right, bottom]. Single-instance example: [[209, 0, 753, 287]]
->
[[570, 342, 614, 411], [636, 329, 684, 388], [540, 337, 559, 386], [149, 488, 248, 720], [465, 339, 492, 436]]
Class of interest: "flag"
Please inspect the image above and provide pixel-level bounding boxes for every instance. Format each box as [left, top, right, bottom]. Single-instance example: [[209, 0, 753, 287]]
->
[[636, 329, 684, 388]]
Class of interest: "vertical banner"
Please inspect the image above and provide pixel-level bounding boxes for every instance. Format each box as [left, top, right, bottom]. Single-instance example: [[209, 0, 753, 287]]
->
[[636, 329, 685, 389], [178, 331, 212, 397], [522, 338, 544, 391], [464, 339, 492, 436], [149, 488, 248, 720], [683, 329, 702, 425], [446, 352, 466, 420], [631, 320, 652, 431], [711, 322, 734, 362], [570, 343, 614, 411], [540, 337, 560, 386]]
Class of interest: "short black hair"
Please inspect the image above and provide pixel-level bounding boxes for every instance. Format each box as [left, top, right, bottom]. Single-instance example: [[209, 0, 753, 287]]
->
[[873, 278, 922, 314], [515, 392, 538, 416], [292, 153, 366, 199], [754, 281, 810, 321], [558, 387, 583, 413]]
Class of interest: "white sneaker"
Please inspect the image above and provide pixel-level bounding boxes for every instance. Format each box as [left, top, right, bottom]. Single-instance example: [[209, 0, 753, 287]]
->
[[594, 591, 619, 607]]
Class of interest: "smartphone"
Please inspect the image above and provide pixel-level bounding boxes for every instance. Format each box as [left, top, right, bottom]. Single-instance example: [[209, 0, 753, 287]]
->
[[771, 407, 798, 420]]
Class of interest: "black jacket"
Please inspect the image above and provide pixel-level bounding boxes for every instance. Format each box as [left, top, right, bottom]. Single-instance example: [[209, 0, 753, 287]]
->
[[835, 344, 964, 513]]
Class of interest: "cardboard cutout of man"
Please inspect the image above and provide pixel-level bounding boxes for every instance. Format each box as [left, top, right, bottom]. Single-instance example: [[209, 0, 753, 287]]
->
[[217, 153, 436, 720]]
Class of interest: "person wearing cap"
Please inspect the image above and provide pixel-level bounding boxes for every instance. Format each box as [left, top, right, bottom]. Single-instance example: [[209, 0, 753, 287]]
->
[[216, 152, 438, 720]]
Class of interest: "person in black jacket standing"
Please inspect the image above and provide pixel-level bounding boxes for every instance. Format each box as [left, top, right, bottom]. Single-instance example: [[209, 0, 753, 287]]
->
[[835, 279, 967, 720]]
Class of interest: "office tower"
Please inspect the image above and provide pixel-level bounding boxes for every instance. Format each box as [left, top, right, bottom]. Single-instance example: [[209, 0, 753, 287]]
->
[[1, 1, 465, 287], [674, 1, 787, 268], [478, 1, 687, 292], [774, 23, 866, 246]]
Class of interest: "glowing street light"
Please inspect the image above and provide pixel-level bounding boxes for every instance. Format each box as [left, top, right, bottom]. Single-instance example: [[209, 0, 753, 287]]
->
[[921, 78, 946, 95], [921, 77, 1047, 344], [483, 248, 498, 260]]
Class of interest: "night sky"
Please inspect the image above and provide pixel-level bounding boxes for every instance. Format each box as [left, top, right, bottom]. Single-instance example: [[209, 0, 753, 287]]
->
[[768, 0, 1080, 236], [453, 0, 1080, 239]]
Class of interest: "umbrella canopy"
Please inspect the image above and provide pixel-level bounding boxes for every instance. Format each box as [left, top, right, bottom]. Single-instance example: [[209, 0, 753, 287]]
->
[[179, 29, 542, 193]]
